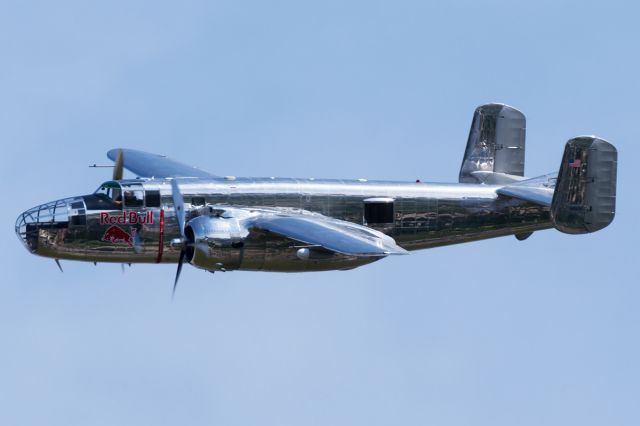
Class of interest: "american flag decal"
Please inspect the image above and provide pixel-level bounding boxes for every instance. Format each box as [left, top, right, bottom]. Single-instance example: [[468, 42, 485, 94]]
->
[[569, 158, 582, 168]]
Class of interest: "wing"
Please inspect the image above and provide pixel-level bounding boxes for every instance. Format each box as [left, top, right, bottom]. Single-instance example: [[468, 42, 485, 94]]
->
[[107, 148, 217, 179], [242, 209, 408, 257], [496, 173, 557, 206]]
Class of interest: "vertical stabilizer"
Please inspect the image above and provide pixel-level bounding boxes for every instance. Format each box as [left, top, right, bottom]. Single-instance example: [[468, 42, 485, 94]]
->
[[459, 103, 526, 183], [551, 136, 617, 234]]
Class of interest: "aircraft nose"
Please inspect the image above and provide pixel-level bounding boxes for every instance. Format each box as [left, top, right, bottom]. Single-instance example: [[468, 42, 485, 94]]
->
[[15, 199, 71, 253]]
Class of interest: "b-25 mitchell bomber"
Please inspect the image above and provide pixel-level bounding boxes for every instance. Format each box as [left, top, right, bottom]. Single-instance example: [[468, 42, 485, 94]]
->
[[16, 104, 617, 293]]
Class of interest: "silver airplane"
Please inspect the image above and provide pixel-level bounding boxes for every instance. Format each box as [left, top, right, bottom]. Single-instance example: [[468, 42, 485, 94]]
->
[[16, 104, 617, 293]]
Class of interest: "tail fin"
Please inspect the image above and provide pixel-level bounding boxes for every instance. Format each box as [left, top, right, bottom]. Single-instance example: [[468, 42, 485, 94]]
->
[[459, 103, 526, 183], [551, 136, 617, 234]]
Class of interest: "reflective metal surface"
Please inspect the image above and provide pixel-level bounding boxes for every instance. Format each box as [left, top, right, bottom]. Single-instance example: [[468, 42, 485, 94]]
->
[[15, 104, 618, 274], [16, 176, 554, 271], [460, 104, 526, 183], [16, 197, 76, 254], [107, 148, 216, 179], [551, 136, 617, 234]]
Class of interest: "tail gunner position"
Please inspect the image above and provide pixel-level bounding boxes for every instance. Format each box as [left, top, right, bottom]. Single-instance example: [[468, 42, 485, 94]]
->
[[16, 104, 617, 292]]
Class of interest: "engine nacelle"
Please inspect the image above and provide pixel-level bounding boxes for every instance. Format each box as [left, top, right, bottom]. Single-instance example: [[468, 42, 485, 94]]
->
[[184, 215, 249, 271], [181, 208, 386, 272]]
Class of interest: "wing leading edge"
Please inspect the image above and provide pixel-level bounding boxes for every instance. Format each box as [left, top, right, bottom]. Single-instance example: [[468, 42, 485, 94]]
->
[[250, 212, 408, 257], [208, 206, 408, 257], [107, 148, 216, 179]]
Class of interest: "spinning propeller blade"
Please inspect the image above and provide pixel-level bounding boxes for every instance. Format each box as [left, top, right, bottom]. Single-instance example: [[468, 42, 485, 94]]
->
[[171, 179, 187, 297], [112, 149, 124, 181], [172, 179, 185, 237], [173, 250, 186, 298]]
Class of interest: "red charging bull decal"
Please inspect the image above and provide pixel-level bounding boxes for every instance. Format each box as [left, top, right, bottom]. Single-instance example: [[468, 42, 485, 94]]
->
[[99, 211, 154, 225], [101, 226, 137, 247]]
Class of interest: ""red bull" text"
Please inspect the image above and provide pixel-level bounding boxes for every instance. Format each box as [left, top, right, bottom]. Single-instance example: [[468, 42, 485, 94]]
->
[[99, 211, 154, 225]]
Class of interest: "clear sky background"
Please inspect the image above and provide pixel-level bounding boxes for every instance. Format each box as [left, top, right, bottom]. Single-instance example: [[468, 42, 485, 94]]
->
[[1, 1, 638, 425]]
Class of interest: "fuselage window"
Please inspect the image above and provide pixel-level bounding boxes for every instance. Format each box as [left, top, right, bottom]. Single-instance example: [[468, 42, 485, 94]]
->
[[123, 189, 144, 208], [364, 201, 394, 224], [146, 190, 161, 208], [191, 197, 205, 206]]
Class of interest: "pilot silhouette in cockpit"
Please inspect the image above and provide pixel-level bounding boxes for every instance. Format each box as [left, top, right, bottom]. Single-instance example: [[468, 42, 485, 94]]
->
[[113, 190, 135, 207], [113, 191, 129, 208]]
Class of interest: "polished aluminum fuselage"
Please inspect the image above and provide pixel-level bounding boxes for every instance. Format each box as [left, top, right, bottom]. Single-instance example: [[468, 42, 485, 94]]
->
[[17, 177, 551, 271]]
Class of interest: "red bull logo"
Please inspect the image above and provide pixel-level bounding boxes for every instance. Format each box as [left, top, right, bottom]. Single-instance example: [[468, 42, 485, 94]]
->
[[100, 211, 154, 225], [101, 225, 136, 246]]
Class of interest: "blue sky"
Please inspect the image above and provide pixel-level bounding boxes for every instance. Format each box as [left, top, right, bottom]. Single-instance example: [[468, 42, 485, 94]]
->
[[1, 1, 639, 425]]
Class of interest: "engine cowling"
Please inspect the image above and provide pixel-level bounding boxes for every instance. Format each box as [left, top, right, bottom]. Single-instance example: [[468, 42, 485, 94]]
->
[[184, 215, 249, 271]]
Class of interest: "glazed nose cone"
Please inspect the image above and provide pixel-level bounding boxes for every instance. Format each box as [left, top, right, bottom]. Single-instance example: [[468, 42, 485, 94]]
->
[[16, 199, 71, 253]]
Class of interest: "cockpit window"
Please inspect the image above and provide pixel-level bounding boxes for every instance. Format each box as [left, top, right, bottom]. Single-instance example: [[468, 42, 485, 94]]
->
[[91, 182, 146, 210], [94, 181, 123, 209], [85, 181, 122, 211], [122, 184, 144, 208]]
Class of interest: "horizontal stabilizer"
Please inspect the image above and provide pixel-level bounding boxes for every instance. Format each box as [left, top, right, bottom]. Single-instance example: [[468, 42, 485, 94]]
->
[[470, 171, 527, 185], [496, 173, 557, 206]]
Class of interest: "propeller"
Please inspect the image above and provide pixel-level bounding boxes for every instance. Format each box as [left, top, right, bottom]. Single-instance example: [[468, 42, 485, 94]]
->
[[171, 179, 187, 298], [169, 180, 211, 297], [112, 149, 124, 180]]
